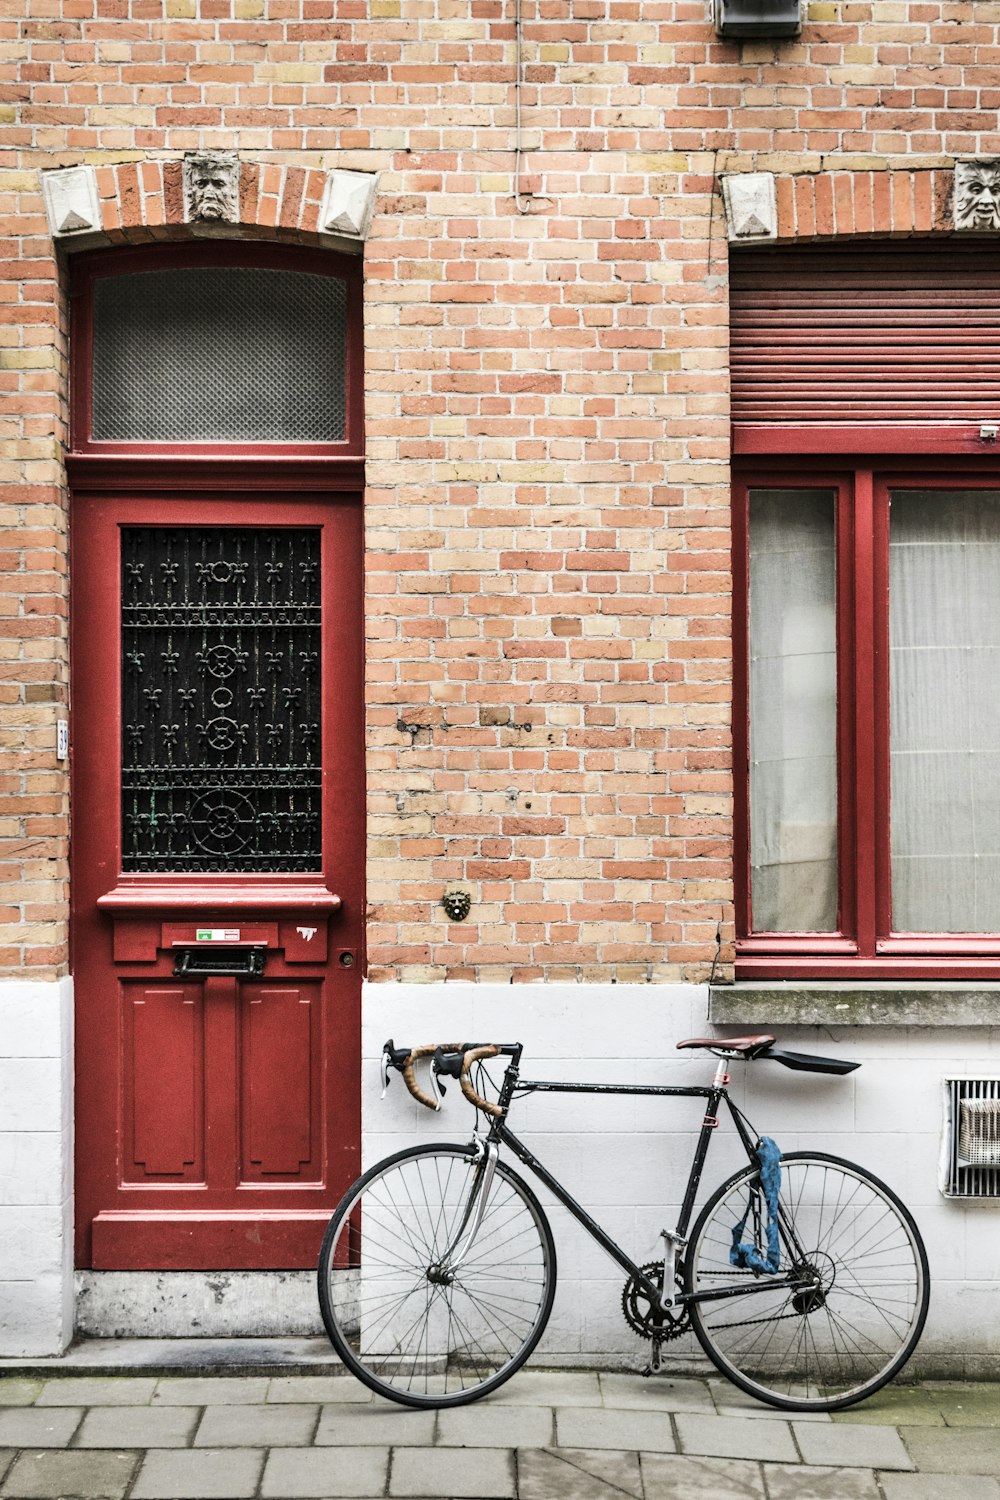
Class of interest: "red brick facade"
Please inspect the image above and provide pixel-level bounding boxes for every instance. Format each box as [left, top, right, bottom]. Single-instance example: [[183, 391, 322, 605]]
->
[[2, 2, 990, 985]]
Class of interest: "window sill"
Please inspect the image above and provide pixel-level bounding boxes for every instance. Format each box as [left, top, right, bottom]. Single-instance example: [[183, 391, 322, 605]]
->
[[709, 982, 1000, 1028]]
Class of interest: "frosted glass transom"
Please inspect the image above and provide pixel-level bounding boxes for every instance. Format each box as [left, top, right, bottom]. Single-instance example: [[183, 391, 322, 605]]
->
[[92, 266, 348, 443]]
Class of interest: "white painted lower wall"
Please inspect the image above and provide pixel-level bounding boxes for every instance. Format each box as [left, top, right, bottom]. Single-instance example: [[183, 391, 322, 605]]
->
[[5, 973, 997, 1369], [362, 982, 1000, 1377], [0, 978, 73, 1356]]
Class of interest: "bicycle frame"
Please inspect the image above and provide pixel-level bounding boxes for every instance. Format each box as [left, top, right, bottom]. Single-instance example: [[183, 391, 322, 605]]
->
[[474, 1048, 807, 1312], [330, 1040, 925, 1411]]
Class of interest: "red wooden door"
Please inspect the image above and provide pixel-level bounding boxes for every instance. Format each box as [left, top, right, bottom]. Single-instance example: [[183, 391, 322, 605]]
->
[[71, 489, 363, 1270]]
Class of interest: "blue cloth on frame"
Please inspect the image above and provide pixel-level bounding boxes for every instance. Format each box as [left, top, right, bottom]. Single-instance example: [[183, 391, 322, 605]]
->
[[729, 1136, 782, 1273]]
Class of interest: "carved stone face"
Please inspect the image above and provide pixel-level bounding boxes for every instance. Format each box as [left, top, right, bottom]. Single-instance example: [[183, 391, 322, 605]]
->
[[955, 160, 1000, 232], [184, 153, 238, 222]]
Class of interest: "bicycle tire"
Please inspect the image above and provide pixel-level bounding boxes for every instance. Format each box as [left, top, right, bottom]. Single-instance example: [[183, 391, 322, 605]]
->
[[317, 1142, 557, 1408], [684, 1151, 929, 1411]]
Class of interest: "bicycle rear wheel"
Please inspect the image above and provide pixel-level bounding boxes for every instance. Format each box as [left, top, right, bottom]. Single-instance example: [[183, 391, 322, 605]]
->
[[317, 1142, 557, 1408], [685, 1151, 929, 1411]]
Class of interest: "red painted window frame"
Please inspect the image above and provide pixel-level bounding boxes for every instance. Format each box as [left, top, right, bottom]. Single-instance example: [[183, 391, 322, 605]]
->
[[70, 241, 364, 460], [735, 452, 1000, 980]]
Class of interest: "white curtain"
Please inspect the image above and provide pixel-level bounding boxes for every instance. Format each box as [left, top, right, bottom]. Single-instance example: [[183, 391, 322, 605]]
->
[[890, 490, 1000, 932], [749, 490, 838, 932]]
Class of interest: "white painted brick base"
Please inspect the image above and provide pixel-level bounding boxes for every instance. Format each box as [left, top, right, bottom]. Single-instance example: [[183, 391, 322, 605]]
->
[[0, 978, 73, 1356], [363, 982, 1000, 1377], [4, 974, 996, 1371]]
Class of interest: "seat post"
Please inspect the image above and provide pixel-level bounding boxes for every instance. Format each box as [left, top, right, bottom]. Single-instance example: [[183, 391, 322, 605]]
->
[[711, 1057, 732, 1090]]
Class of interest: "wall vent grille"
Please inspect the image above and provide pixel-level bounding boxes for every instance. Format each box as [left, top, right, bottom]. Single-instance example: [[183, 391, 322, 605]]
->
[[943, 1078, 1000, 1198]]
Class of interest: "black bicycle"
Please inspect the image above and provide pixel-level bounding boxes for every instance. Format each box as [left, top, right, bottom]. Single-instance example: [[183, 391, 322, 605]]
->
[[317, 1034, 929, 1413]]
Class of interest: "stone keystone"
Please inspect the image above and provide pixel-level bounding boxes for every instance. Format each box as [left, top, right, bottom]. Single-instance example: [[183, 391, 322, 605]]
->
[[954, 159, 1000, 232], [722, 173, 778, 243], [184, 151, 240, 223], [42, 166, 103, 240], [320, 170, 380, 240]]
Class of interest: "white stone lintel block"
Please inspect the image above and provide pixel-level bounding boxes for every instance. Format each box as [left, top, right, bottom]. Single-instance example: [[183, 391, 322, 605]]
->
[[41, 166, 103, 241], [320, 169, 379, 242], [722, 172, 778, 244]]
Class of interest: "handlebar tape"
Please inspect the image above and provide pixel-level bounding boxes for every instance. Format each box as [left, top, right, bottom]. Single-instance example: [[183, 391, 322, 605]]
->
[[400, 1042, 463, 1111], [459, 1045, 503, 1117], [396, 1042, 505, 1117]]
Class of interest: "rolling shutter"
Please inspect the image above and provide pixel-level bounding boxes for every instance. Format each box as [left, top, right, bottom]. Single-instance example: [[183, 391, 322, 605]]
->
[[730, 245, 1000, 428]]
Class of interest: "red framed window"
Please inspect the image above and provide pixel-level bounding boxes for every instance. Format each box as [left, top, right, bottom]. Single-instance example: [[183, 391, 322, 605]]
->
[[735, 462, 1000, 979], [70, 241, 364, 459]]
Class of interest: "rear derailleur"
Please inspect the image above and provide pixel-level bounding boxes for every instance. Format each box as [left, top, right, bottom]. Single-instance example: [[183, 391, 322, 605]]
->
[[620, 1261, 690, 1376]]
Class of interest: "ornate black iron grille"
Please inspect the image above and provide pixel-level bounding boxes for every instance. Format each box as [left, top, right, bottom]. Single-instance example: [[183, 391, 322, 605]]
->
[[121, 528, 322, 872]]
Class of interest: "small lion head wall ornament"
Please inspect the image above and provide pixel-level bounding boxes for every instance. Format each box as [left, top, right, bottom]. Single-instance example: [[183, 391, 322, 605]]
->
[[955, 160, 1000, 232], [183, 151, 239, 223], [442, 890, 472, 922]]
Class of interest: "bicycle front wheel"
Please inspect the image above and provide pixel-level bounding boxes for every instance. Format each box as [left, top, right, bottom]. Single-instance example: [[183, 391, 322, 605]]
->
[[317, 1143, 557, 1408], [685, 1151, 929, 1411]]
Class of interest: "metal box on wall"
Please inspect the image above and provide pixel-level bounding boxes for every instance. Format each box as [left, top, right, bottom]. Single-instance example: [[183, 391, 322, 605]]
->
[[714, 0, 802, 38]]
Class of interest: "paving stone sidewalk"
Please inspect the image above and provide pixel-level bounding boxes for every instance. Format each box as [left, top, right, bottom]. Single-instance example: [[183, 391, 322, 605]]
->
[[0, 1370, 994, 1498]]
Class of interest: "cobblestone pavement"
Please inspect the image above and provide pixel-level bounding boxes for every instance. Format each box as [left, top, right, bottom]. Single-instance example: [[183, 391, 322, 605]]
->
[[0, 1371, 995, 1498]]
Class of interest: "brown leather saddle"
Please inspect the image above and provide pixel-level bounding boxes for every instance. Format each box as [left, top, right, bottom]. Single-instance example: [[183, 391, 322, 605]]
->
[[676, 1034, 775, 1057], [676, 1034, 859, 1074]]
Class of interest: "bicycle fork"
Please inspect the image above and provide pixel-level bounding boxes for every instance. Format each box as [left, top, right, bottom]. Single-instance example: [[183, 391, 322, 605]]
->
[[427, 1136, 499, 1281]]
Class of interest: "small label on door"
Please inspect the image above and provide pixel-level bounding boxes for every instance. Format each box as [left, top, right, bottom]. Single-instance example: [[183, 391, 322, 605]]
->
[[196, 928, 241, 942]]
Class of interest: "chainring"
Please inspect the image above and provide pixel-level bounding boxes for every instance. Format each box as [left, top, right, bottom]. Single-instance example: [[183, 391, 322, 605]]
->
[[621, 1261, 690, 1341]]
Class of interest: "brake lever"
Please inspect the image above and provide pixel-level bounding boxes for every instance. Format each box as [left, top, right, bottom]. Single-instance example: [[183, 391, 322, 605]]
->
[[431, 1046, 450, 1103], [428, 1049, 446, 1108], [381, 1038, 413, 1099], [435, 1046, 470, 1081], [431, 1043, 469, 1103]]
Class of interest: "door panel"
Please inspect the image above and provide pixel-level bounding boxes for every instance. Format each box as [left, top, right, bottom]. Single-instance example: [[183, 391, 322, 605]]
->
[[124, 983, 204, 1181], [72, 492, 363, 1270], [240, 984, 319, 1180]]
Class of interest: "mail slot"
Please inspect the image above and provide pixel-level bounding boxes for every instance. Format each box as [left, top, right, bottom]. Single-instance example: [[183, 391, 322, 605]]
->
[[107, 916, 330, 965], [172, 946, 266, 979]]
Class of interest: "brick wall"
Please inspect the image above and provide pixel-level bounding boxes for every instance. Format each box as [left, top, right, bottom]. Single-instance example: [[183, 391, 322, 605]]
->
[[0, 154, 68, 978], [3, 0, 993, 985]]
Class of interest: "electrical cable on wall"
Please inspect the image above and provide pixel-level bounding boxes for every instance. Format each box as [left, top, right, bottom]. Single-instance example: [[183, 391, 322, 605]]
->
[[513, 0, 530, 213]]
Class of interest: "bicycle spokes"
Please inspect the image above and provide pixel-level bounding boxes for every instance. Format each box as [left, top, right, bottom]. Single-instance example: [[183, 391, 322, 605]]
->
[[686, 1154, 929, 1409], [318, 1145, 556, 1407]]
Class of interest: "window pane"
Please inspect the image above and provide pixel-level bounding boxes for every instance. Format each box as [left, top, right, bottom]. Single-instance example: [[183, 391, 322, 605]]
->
[[93, 267, 347, 443], [749, 489, 838, 932], [890, 490, 1000, 931]]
